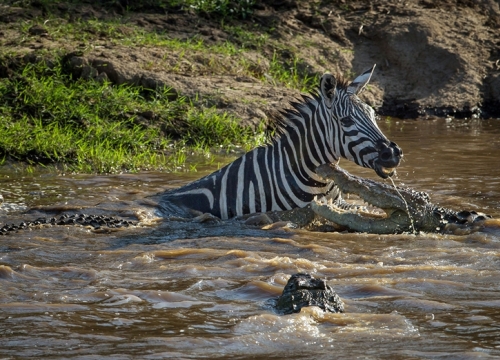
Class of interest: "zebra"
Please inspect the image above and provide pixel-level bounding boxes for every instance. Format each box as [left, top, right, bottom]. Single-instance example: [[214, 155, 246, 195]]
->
[[158, 65, 402, 220]]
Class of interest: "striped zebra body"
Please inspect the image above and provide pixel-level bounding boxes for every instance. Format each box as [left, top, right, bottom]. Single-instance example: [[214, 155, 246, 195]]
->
[[159, 65, 402, 219]]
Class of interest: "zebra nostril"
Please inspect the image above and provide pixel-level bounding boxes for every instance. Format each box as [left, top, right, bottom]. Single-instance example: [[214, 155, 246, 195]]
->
[[380, 148, 393, 162]]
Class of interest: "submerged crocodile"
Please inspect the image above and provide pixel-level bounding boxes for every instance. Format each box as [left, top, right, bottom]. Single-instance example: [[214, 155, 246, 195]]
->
[[0, 213, 137, 235], [274, 273, 344, 314], [310, 163, 492, 234]]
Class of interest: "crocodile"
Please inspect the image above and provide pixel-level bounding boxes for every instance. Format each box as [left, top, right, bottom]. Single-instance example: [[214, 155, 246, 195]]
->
[[0, 213, 137, 235], [310, 163, 492, 234], [1, 164, 493, 235], [274, 273, 344, 314]]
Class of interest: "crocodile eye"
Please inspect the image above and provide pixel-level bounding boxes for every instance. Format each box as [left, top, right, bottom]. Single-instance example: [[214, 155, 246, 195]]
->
[[340, 116, 355, 127]]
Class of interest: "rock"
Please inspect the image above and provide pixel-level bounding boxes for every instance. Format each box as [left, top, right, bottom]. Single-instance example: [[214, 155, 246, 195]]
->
[[81, 65, 98, 79], [67, 56, 87, 77], [487, 73, 500, 103], [28, 25, 48, 36]]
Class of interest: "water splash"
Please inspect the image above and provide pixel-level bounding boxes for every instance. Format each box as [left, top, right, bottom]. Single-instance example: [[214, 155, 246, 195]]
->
[[388, 172, 416, 234]]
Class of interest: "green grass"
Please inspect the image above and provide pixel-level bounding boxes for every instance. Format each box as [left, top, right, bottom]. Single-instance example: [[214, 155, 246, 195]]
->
[[8, 0, 256, 19], [170, 0, 256, 18], [0, 1, 324, 173], [222, 24, 270, 49], [0, 59, 264, 173], [268, 51, 318, 93], [14, 17, 238, 55]]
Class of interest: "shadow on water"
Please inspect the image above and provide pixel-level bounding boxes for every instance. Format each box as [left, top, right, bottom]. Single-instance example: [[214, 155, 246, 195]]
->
[[108, 219, 293, 250]]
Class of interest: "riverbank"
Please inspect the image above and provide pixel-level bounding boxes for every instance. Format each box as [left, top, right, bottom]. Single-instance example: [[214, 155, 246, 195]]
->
[[1, 0, 499, 172]]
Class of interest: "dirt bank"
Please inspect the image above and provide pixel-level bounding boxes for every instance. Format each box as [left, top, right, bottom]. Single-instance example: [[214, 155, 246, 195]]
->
[[1, 0, 499, 125]]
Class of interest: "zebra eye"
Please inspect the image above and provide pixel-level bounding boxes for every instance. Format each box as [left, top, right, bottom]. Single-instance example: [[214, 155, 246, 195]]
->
[[340, 116, 355, 127]]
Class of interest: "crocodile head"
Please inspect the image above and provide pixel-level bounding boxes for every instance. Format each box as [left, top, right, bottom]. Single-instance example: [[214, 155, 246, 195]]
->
[[311, 164, 442, 234], [275, 273, 344, 314]]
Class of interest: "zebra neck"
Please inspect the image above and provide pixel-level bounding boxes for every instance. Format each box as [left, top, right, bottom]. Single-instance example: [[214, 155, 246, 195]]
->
[[160, 96, 338, 219], [230, 139, 333, 215], [279, 96, 338, 167]]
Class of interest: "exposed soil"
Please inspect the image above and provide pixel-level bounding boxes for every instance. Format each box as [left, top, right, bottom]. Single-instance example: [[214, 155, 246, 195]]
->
[[1, 0, 499, 126]]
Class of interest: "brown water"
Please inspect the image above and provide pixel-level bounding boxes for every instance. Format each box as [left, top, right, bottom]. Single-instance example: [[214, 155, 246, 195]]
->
[[1, 118, 500, 359]]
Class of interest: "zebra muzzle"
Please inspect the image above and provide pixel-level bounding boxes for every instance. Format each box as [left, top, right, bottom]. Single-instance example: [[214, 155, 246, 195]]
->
[[374, 141, 402, 178]]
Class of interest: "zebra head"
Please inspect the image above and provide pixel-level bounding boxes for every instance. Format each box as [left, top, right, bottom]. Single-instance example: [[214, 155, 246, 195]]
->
[[320, 65, 402, 178]]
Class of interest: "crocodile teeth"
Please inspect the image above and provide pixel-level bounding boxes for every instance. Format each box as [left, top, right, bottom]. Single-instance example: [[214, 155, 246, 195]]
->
[[317, 196, 327, 205]]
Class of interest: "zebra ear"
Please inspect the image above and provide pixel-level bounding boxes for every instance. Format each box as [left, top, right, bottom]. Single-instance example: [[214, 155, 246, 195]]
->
[[347, 64, 376, 95], [320, 73, 337, 108]]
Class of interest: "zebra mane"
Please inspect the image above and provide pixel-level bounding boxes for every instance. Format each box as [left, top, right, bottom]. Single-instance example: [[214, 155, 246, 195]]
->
[[266, 74, 350, 143]]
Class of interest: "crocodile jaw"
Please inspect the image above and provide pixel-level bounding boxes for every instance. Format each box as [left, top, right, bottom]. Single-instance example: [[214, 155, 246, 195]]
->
[[310, 196, 412, 234], [316, 164, 414, 210], [312, 164, 417, 234]]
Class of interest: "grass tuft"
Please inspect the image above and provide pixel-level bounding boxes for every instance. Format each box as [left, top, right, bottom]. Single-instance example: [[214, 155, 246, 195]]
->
[[0, 58, 265, 173], [268, 51, 318, 93]]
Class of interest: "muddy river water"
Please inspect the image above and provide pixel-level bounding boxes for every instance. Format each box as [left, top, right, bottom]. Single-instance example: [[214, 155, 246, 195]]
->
[[1, 118, 500, 359]]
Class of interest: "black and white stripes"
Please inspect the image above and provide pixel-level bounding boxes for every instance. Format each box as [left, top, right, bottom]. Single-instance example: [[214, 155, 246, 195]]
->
[[160, 65, 402, 219]]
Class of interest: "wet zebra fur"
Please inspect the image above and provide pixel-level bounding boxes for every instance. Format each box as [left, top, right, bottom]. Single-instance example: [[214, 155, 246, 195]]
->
[[158, 65, 402, 220]]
